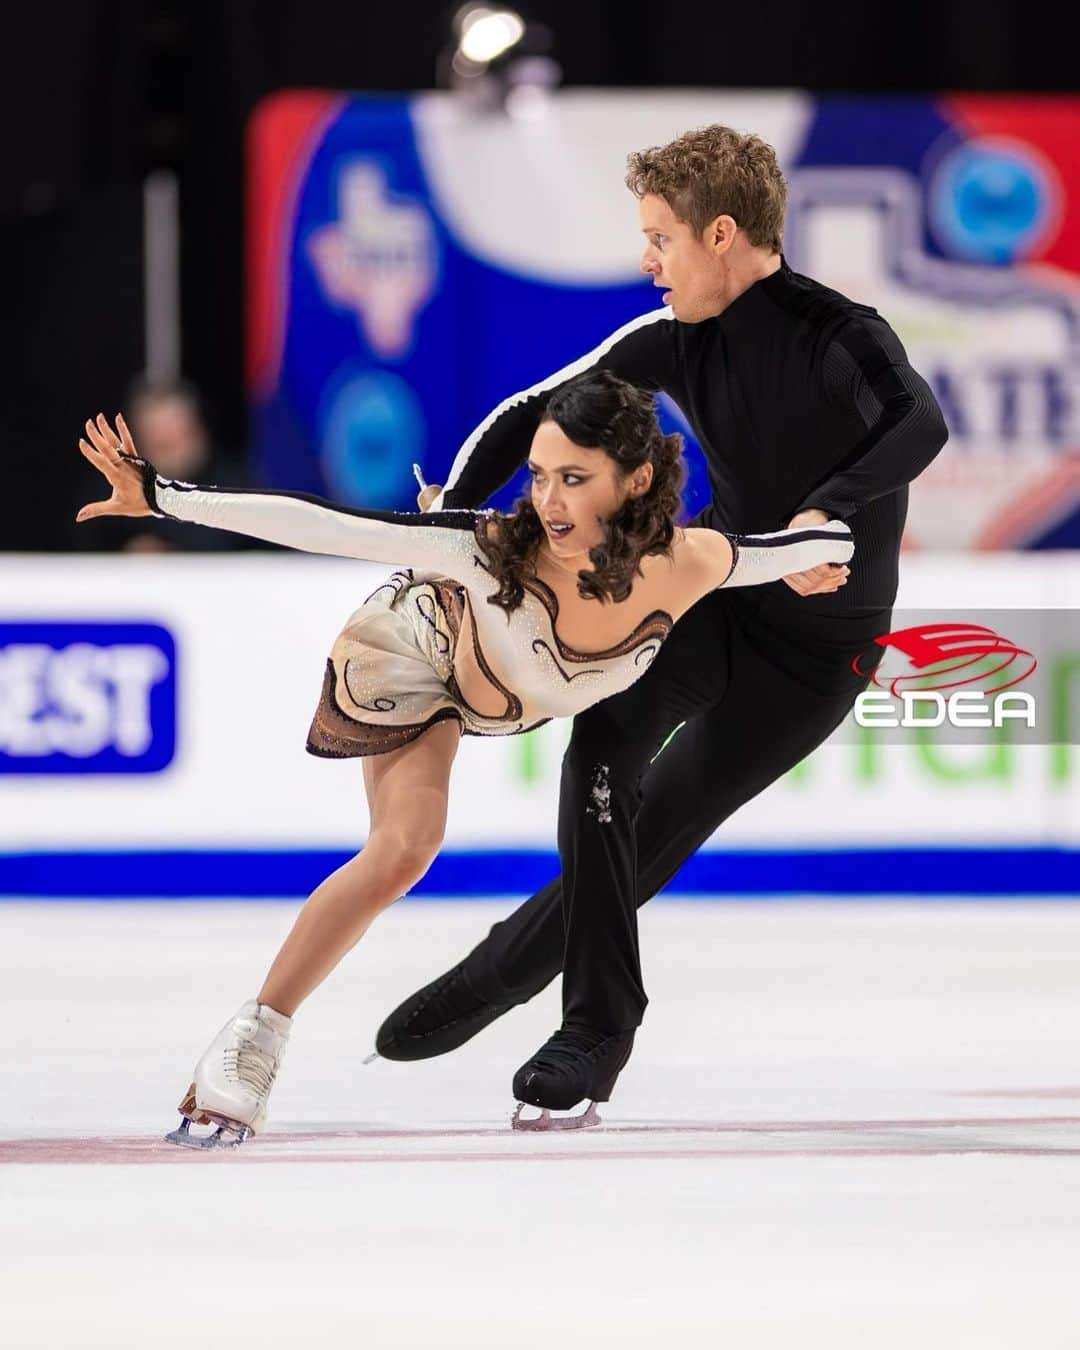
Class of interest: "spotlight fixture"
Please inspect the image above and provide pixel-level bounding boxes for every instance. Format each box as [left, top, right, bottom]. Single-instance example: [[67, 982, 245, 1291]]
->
[[438, 5, 561, 115], [458, 7, 525, 64]]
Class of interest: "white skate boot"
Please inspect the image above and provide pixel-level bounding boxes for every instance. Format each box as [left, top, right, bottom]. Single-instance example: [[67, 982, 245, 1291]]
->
[[165, 1000, 292, 1149]]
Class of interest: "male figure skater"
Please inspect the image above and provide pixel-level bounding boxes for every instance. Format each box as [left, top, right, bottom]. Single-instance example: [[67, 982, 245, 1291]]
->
[[377, 124, 949, 1123]]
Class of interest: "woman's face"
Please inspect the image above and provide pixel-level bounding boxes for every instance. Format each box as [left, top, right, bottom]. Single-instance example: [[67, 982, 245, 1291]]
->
[[527, 419, 651, 558]]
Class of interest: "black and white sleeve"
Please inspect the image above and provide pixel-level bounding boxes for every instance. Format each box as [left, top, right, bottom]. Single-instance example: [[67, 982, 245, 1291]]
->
[[437, 306, 679, 510], [141, 467, 487, 585]]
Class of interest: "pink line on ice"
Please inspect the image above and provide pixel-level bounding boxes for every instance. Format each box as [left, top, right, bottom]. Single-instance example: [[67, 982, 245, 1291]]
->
[[3, 1115, 1080, 1166]]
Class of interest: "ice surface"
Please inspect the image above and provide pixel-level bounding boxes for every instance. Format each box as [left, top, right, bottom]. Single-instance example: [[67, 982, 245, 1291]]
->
[[2, 898, 1079, 1348]]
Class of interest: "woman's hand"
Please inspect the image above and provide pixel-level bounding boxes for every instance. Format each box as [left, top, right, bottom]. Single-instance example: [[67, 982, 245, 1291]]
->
[[417, 482, 443, 512], [76, 413, 153, 522], [782, 508, 849, 595]]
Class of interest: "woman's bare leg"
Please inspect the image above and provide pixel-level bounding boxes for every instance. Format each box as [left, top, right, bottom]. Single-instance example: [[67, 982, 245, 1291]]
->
[[256, 718, 461, 1016]]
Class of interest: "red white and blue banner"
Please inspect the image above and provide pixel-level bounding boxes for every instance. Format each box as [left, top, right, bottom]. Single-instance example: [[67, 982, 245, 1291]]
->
[[247, 90, 1080, 548]]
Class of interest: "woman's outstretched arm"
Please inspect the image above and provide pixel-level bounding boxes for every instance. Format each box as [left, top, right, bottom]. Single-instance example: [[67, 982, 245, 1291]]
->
[[76, 413, 489, 584], [678, 520, 855, 601]]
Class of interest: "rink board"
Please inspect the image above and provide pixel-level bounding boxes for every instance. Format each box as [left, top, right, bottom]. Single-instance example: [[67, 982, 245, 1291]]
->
[[2, 553, 1078, 896], [2, 847, 1079, 898]]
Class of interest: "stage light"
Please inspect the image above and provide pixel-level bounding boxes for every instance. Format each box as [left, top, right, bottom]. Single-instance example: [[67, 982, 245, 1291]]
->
[[438, 5, 560, 114], [458, 8, 525, 64]]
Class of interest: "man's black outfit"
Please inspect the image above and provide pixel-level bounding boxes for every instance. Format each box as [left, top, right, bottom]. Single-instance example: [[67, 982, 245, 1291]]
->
[[380, 257, 948, 1060]]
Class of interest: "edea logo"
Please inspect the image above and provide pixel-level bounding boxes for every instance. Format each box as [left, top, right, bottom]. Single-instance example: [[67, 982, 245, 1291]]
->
[[0, 623, 176, 773], [851, 622, 1037, 729]]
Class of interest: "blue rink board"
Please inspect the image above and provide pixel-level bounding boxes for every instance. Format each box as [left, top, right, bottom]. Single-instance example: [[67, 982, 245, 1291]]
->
[[1, 848, 1077, 898]]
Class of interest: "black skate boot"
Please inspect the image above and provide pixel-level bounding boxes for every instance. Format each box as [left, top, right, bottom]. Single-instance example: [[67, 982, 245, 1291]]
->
[[373, 960, 515, 1062], [511, 1025, 635, 1131]]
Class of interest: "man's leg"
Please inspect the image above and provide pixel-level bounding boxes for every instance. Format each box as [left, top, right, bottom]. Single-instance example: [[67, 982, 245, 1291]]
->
[[375, 595, 731, 1058], [508, 599, 878, 1112], [508, 600, 743, 1112], [469, 609, 867, 1007], [376, 598, 875, 1058], [551, 683, 696, 1032]]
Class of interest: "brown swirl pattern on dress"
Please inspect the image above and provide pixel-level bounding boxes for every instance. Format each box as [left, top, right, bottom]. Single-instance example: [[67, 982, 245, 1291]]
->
[[305, 660, 461, 759]]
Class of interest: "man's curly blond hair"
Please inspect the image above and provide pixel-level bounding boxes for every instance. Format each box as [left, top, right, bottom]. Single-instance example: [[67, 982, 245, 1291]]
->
[[626, 125, 786, 253]]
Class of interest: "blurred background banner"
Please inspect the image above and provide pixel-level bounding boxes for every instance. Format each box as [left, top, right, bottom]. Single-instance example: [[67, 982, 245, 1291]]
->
[[245, 89, 764, 518], [247, 89, 1080, 545], [2, 553, 1076, 895]]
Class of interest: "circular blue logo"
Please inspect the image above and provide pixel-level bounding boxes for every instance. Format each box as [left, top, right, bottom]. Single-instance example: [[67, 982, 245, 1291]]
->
[[929, 140, 1056, 265], [319, 372, 424, 510]]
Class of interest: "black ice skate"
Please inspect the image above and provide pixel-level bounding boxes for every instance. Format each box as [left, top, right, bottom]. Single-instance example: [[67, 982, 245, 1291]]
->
[[511, 1026, 635, 1131], [371, 961, 514, 1062]]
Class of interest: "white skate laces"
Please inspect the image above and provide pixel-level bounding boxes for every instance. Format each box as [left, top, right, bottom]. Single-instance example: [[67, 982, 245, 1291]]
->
[[223, 1010, 283, 1096], [165, 999, 292, 1149]]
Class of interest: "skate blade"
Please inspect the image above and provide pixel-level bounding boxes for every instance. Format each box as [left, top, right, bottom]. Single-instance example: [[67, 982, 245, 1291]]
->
[[164, 1115, 252, 1149], [175, 1082, 216, 1127], [361, 1051, 380, 1066], [511, 1101, 601, 1132]]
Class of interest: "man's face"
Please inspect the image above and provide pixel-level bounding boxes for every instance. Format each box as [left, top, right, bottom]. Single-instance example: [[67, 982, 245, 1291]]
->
[[638, 193, 724, 323]]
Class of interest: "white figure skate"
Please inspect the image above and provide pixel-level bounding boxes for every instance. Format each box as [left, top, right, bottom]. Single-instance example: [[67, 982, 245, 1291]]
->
[[165, 1000, 292, 1149]]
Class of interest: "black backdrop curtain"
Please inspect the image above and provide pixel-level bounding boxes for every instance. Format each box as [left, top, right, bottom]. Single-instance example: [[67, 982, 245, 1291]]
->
[[2, 0, 1075, 548]]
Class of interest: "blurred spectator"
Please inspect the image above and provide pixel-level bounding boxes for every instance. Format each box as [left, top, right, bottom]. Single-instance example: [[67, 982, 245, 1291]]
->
[[81, 378, 271, 553]]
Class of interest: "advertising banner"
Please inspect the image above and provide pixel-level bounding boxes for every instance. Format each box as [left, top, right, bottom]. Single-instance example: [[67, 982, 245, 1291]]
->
[[247, 90, 1080, 547], [2, 555, 1077, 896]]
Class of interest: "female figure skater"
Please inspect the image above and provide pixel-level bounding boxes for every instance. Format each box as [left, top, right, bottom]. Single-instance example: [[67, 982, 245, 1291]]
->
[[77, 371, 852, 1146]]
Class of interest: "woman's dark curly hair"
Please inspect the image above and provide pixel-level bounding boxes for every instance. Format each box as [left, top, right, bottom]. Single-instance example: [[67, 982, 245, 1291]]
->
[[483, 369, 686, 614]]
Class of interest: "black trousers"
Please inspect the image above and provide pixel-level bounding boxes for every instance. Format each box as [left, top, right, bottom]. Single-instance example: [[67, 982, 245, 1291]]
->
[[463, 586, 889, 1033]]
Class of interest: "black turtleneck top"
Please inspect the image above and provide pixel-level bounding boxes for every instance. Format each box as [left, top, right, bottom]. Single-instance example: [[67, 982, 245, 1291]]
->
[[439, 256, 948, 619]]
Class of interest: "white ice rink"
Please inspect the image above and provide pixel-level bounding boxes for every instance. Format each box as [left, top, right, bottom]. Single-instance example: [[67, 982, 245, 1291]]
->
[[2, 897, 1080, 1348]]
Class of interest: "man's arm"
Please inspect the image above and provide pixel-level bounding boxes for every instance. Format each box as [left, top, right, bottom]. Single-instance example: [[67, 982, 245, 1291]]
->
[[437, 307, 678, 510], [796, 316, 948, 521]]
